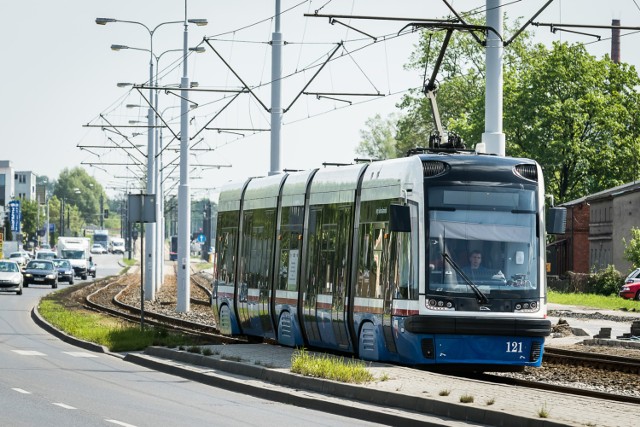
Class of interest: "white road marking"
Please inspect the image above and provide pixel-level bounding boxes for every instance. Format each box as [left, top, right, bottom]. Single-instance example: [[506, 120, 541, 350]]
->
[[105, 420, 138, 427], [52, 403, 76, 409], [12, 388, 31, 394], [12, 350, 46, 356], [63, 351, 99, 358]]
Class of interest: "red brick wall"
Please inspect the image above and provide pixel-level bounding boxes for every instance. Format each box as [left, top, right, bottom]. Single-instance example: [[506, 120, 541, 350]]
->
[[566, 204, 590, 273]]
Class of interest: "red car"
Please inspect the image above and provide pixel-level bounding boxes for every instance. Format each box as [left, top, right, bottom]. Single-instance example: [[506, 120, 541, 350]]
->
[[619, 268, 640, 300]]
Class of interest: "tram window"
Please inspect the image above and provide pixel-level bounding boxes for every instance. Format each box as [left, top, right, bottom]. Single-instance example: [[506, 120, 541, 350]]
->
[[356, 223, 386, 299], [278, 206, 303, 291]]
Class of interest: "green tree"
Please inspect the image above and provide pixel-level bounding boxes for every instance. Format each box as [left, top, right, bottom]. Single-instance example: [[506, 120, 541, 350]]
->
[[19, 199, 39, 245], [623, 227, 640, 269], [505, 42, 640, 203], [355, 114, 398, 160], [54, 167, 107, 228]]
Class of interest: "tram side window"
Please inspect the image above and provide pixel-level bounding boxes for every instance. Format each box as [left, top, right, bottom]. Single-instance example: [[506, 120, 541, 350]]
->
[[356, 223, 386, 299], [278, 206, 304, 291], [386, 204, 418, 300], [305, 204, 352, 302], [215, 211, 239, 286], [356, 200, 418, 300], [240, 209, 276, 299]]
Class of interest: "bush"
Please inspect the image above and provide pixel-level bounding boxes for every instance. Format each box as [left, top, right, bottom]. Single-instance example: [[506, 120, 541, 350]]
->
[[588, 265, 623, 296]]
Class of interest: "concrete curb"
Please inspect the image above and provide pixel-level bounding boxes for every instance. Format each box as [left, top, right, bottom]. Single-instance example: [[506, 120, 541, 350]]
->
[[31, 304, 114, 356], [130, 347, 570, 427]]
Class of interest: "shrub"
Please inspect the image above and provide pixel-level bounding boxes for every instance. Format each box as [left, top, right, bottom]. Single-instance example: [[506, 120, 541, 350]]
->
[[623, 227, 640, 268], [588, 265, 623, 296]]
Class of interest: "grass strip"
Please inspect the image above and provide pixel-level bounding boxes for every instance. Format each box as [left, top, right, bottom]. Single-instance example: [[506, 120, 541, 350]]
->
[[290, 348, 374, 384], [38, 298, 202, 352]]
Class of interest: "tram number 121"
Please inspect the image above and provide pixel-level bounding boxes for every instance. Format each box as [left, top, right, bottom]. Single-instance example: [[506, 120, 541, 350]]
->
[[506, 341, 524, 353]]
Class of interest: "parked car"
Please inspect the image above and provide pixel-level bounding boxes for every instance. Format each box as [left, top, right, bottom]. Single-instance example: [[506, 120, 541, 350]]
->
[[52, 258, 74, 285], [619, 268, 640, 300], [8, 252, 28, 268], [91, 243, 107, 254], [0, 260, 23, 295], [23, 260, 58, 288]]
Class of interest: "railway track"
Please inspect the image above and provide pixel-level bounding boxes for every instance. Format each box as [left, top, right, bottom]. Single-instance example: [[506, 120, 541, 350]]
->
[[478, 370, 640, 405], [83, 273, 242, 344], [544, 347, 640, 374]]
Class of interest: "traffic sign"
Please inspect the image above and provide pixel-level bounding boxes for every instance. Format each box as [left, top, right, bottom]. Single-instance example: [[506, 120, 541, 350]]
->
[[197, 234, 206, 243], [8, 200, 21, 233]]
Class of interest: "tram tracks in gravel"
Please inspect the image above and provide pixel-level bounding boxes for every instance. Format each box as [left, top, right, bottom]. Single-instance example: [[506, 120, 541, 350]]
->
[[476, 370, 640, 405], [79, 273, 640, 403], [83, 272, 243, 344]]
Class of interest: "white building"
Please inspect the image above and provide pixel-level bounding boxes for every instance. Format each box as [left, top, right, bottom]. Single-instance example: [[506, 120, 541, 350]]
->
[[14, 171, 37, 201], [0, 160, 15, 207]]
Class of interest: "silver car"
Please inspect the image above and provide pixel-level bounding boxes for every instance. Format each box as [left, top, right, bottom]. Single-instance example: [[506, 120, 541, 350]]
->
[[8, 252, 28, 268], [0, 260, 23, 295]]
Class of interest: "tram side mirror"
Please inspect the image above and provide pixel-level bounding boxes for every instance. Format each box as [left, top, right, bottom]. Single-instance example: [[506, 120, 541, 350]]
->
[[546, 207, 567, 235], [389, 204, 411, 232]]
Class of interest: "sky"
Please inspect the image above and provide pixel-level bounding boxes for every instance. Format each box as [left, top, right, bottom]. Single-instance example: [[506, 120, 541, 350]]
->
[[2, 0, 640, 201]]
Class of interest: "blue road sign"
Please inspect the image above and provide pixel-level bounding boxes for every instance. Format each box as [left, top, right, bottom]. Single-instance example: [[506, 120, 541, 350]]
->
[[197, 234, 206, 243], [8, 200, 21, 233]]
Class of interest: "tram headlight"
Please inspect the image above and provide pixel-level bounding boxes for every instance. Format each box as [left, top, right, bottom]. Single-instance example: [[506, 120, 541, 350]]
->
[[515, 303, 522, 310]]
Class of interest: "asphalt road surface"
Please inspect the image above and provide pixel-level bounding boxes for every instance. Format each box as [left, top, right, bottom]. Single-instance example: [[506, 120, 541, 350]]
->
[[0, 253, 381, 427]]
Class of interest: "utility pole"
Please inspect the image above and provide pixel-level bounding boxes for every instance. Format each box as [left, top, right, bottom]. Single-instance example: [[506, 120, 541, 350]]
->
[[177, 0, 192, 313], [100, 194, 104, 229], [482, 0, 505, 157], [269, 0, 283, 175]]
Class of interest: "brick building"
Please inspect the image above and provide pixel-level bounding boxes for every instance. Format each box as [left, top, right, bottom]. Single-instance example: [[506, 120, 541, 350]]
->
[[550, 181, 640, 276]]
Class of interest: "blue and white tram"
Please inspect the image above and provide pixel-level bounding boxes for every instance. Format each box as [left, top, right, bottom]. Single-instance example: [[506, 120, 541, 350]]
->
[[213, 152, 566, 368]]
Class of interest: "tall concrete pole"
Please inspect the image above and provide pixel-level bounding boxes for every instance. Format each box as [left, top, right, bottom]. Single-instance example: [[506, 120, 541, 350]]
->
[[269, 0, 283, 176], [177, 3, 191, 313], [482, 0, 505, 156], [145, 46, 157, 301], [154, 64, 163, 294]]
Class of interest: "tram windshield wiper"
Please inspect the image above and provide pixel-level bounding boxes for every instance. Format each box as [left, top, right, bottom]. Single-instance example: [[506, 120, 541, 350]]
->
[[442, 253, 489, 304]]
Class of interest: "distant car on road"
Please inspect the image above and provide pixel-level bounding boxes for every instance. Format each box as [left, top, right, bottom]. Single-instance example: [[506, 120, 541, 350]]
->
[[23, 260, 58, 288], [52, 258, 74, 285], [620, 268, 640, 300], [91, 244, 107, 254], [0, 260, 23, 295], [35, 250, 57, 260], [8, 252, 28, 268]]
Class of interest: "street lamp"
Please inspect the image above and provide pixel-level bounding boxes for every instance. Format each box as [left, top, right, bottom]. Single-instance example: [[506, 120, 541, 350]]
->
[[97, 14, 207, 304]]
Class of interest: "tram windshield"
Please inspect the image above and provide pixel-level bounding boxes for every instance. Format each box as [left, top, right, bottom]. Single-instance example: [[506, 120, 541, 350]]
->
[[427, 185, 539, 298]]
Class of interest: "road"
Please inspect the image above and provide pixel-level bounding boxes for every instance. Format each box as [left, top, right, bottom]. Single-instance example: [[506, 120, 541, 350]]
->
[[0, 253, 380, 426]]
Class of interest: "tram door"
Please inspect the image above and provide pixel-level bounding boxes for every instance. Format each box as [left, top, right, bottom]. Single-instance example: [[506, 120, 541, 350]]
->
[[236, 209, 276, 339], [302, 204, 353, 351]]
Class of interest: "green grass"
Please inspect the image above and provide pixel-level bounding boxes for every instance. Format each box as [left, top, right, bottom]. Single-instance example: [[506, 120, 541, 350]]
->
[[195, 262, 213, 271], [38, 298, 204, 352], [121, 258, 137, 268], [290, 348, 374, 384], [548, 290, 640, 311]]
